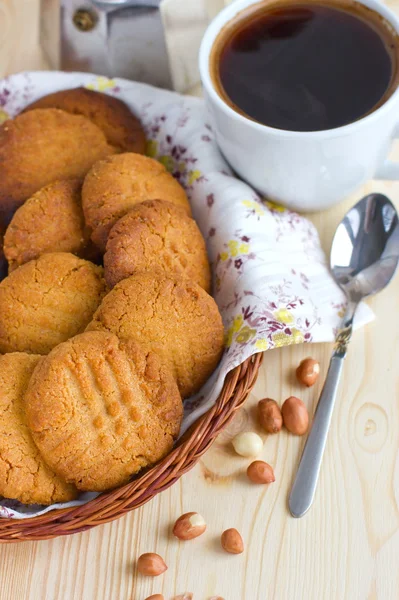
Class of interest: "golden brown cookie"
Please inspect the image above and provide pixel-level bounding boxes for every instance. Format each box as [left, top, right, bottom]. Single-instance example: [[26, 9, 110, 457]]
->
[[24, 87, 146, 154], [3, 179, 96, 272], [86, 272, 224, 398], [0, 252, 107, 354], [104, 199, 211, 290], [0, 353, 77, 504], [25, 331, 183, 492], [82, 153, 191, 251], [0, 108, 116, 224]]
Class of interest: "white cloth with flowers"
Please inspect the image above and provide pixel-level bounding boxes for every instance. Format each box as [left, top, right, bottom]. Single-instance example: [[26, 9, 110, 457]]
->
[[0, 72, 372, 517]]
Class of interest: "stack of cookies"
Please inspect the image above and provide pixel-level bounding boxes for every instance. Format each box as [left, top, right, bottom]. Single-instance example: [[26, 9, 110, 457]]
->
[[0, 88, 224, 505]]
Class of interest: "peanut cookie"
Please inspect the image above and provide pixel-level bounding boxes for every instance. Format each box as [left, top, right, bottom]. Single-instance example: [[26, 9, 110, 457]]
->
[[86, 272, 224, 397], [3, 179, 95, 272], [0, 353, 77, 504], [82, 153, 191, 251], [0, 108, 115, 224], [104, 199, 211, 290], [25, 331, 183, 492], [0, 252, 107, 354], [24, 87, 146, 154]]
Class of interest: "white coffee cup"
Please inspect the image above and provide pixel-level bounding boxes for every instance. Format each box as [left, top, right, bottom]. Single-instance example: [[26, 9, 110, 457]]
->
[[199, 0, 399, 212]]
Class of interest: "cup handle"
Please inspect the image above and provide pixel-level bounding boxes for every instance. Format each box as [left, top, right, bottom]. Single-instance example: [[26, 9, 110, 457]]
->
[[375, 125, 399, 180]]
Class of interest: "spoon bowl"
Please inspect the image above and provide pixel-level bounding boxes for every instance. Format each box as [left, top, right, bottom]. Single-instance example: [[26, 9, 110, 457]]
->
[[331, 193, 399, 301], [289, 193, 399, 518]]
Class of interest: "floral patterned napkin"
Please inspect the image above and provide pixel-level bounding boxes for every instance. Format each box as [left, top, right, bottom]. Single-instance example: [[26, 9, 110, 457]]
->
[[0, 72, 373, 517]]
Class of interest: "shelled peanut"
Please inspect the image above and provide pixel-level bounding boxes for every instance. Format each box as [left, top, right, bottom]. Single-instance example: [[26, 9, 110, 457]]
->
[[296, 357, 320, 387], [173, 512, 206, 540], [221, 528, 244, 554], [281, 396, 309, 435], [258, 398, 282, 433], [137, 553, 167, 577], [247, 460, 275, 484], [232, 431, 263, 457]]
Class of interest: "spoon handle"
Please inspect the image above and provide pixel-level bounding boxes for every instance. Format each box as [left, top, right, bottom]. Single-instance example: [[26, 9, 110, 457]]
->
[[288, 356, 344, 517], [288, 303, 356, 518]]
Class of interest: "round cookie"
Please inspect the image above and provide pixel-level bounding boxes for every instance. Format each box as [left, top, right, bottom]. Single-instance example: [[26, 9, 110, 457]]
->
[[25, 331, 183, 492], [0, 252, 107, 354], [0, 108, 116, 225], [0, 353, 77, 504], [104, 199, 211, 291], [4, 179, 95, 272], [24, 87, 146, 154], [86, 272, 224, 398], [82, 153, 191, 251]]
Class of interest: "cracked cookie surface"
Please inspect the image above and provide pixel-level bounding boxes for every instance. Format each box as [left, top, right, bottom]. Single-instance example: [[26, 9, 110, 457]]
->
[[25, 331, 183, 492], [4, 179, 94, 272], [104, 199, 211, 290], [0, 252, 107, 354], [0, 108, 116, 225], [24, 87, 146, 154], [86, 272, 224, 398], [0, 352, 77, 504], [82, 153, 191, 251]]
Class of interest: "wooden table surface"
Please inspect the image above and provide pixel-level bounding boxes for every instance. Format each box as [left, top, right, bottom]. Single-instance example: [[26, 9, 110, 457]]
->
[[1, 1, 399, 599]]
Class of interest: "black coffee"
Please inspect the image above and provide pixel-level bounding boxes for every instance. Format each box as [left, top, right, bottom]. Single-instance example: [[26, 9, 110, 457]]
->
[[212, 1, 399, 131]]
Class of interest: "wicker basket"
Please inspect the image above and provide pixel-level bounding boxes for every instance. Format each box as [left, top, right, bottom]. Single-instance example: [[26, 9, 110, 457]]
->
[[0, 352, 263, 542]]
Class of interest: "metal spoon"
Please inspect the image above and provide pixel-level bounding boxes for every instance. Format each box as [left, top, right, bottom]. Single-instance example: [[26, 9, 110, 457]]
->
[[289, 193, 399, 518]]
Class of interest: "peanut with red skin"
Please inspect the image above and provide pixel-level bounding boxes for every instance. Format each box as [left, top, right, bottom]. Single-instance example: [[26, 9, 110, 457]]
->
[[137, 553, 167, 577], [258, 398, 282, 433], [173, 512, 206, 541], [282, 396, 309, 435], [247, 460, 275, 484], [221, 528, 244, 554], [296, 357, 320, 387]]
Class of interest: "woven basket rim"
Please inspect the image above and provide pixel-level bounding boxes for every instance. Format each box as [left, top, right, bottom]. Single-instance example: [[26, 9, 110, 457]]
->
[[0, 352, 263, 542]]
